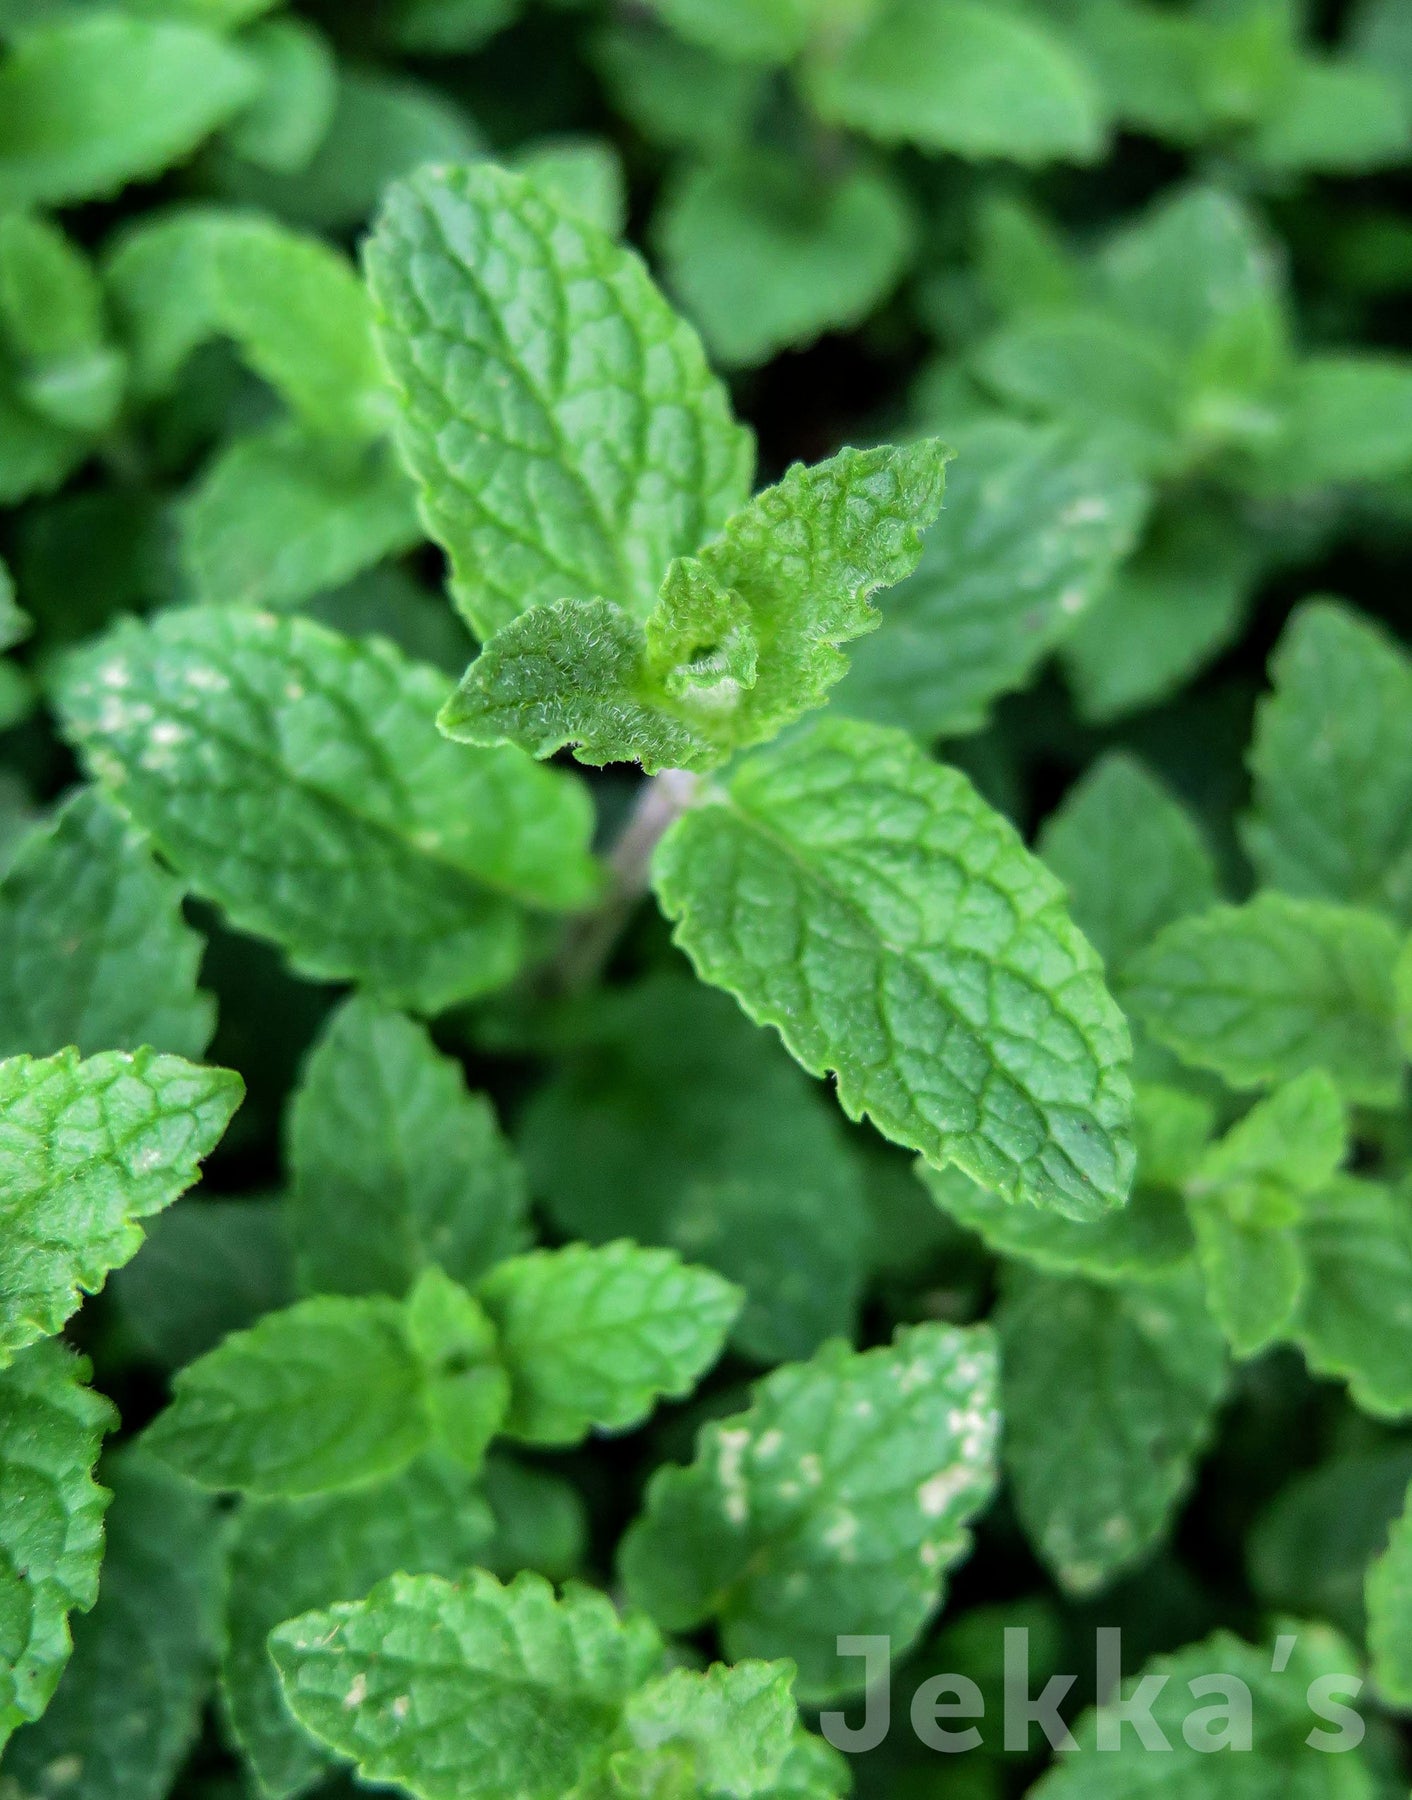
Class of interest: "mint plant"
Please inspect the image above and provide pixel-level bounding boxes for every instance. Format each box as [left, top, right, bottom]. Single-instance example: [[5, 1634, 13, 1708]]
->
[[3, 4, 1412, 1798]]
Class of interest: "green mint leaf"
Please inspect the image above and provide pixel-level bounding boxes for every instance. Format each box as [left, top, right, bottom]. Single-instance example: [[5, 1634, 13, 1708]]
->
[[619, 1321, 999, 1698], [0, 787, 214, 1061], [290, 994, 528, 1299], [1259, 353, 1412, 489], [365, 161, 753, 639], [1245, 599, 1412, 923], [0, 1341, 115, 1750], [0, 556, 28, 654], [1126, 893, 1405, 1106], [655, 147, 914, 369], [477, 1241, 741, 1446], [1185, 1072, 1347, 1356], [403, 1266, 510, 1474], [0, 374, 89, 506], [997, 1266, 1227, 1595], [1039, 752, 1220, 979], [179, 424, 419, 611], [639, 0, 817, 65], [270, 1569, 664, 1800], [1061, 501, 1265, 722], [592, 21, 768, 153], [110, 1196, 292, 1370], [837, 418, 1148, 740], [383, 0, 522, 56], [0, 15, 257, 207], [221, 1458, 495, 1800], [1251, 54, 1412, 175], [653, 718, 1135, 1220], [142, 1293, 432, 1497], [807, 0, 1107, 164], [1, 1450, 223, 1800], [442, 440, 950, 772], [519, 974, 870, 1366], [1291, 1175, 1412, 1419], [1368, 1479, 1412, 1707], [221, 16, 337, 175], [515, 135, 628, 237], [57, 606, 600, 1013], [0, 1046, 241, 1365], [0, 210, 125, 436], [612, 1660, 798, 1799]]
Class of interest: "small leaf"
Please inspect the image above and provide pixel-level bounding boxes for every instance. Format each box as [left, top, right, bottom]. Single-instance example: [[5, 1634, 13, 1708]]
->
[[142, 1293, 431, 1497], [0, 1340, 116, 1751], [653, 718, 1135, 1220], [0, 1046, 242, 1365], [478, 1241, 741, 1446], [289, 995, 528, 1298], [997, 1266, 1228, 1596], [57, 606, 601, 1013], [270, 1569, 664, 1800], [1126, 894, 1405, 1106], [619, 1321, 999, 1698], [1292, 1176, 1412, 1419], [365, 161, 753, 638]]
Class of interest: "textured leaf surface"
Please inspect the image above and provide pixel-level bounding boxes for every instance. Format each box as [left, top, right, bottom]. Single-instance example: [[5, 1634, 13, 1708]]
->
[[1, 1452, 222, 1800], [620, 1322, 999, 1698], [366, 161, 753, 638], [142, 1293, 430, 1497], [0, 15, 256, 206], [1245, 599, 1412, 925], [290, 995, 527, 1299], [519, 974, 869, 1365], [479, 1242, 740, 1445], [0, 788, 214, 1062], [808, 0, 1106, 163], [1292, 1177, 1412, 1419], [838, 418, 1148, 740], [656, 148, 914, 369], [1039, 752, 1220, 979], [220, 1458, 494, 1800], [0, 1047, 241, 1365], [270, 1570, 664, 1800], [653, 719, 1135, 1220], [998, 1266, 1228, 1596], [443, 441, 949, 772], [57, 607, 600, 1012], [1126, 894, 1404, 1106], [613, 1660, 797, 1799], [0, 1342, 115, 1751]]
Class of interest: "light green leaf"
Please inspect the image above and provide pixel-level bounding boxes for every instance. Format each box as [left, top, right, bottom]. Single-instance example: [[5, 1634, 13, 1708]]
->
[[0, 788, 213, 1062], [221, 16, 336, 175], [837, 418, 1148, 740], [403, 1267, 509, 1475], [110, 1196, 291, 1370], [1040, 753, 1219, 983], [1061, 501, 1265, 722], [0, 14, 257, 206], [1245, 599, 1412, 924], [57, 607, 600, 1013], [290, 995, 528, 1300], [0, 373, 86, 504], [0, 1341, 115, 1751], [1032, 1625, 1375, 1797], [515, 136, 627, 237], [270, 1570, 664, 1800], [221, 1458, 495, 1800], [640, 0, 817, 65], [518, 974, 870, 1366], [142, 1293, 431, 1497], [478, 1242, 741, 1446], [1292, 1176, 1412, 1419], [612, 1661, 798, 1799], [1259, 354, 1412, 489], [1, 1451, 222, 1800], [1368, 1480, 1412, 1706], [807, 0, 1107, 164], [1126, 894, 1405, 1106], [0, 1046, 241, 1366], [1186, 1072, 1347, 1356], [0, 210, 125, 435], [619, 1321, 999, 1698], [997, 1266, 1227, 1596], [179, 424, 420, 611], [1251, 54, 1412, 174], [366, 161, 753, 639], [441, 440, 949, 772], [655, 147, 913, 369], [653, 718, 1135, 1220]]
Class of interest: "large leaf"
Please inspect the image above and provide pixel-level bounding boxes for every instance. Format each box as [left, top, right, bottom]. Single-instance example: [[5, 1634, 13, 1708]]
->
[[653, 719, 1135, 1220]]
